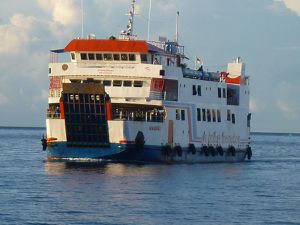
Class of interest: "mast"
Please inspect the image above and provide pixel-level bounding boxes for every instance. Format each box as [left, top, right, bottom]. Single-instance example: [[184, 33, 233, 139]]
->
[[81, 0, 84, 38], [175, 11, 179, 43], [147, 0, 152, 41]]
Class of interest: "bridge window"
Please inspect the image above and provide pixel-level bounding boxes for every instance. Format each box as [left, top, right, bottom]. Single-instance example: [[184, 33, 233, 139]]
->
[[113, 54, 120, 61], [88, 53, 95, 60], [123, 81, 132, 87], [141, 54, 148, 62], [133, 81, 143, 87], [113, 80, 122, 87], [81, 53, 87, 60], [129, 54, 136, 61], [96, 54, 103, 60], [104, 54, 113, 61], [121, 54, 128, 61], [103, 80, 111, 86]]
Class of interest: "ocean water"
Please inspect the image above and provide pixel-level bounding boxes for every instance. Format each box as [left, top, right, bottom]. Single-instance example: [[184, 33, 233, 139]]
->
[[0, 127, 299, 225]]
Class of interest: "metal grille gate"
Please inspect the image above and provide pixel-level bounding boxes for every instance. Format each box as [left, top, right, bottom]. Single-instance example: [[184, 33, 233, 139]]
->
[[62, 83, 109, 147]]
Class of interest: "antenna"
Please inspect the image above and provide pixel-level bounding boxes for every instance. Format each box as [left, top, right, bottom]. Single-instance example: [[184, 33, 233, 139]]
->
[[147, 0, 152, 41], [81, 0, 84, 38], [120, 0, 137, 40], [175, 11, 179, 43]]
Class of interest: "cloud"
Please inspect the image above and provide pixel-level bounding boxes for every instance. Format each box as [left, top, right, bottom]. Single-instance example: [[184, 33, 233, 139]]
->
[[275, 81, 300, 120], [250, 98, 266, 113], [0, 14, 38, 54], [37, 0, 80, 27], [269, 0, 300, 16], [282, 0, 300, 16]]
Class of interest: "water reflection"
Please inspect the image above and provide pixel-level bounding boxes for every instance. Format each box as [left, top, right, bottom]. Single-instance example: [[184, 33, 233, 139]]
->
[[44, 160, 170, 177]]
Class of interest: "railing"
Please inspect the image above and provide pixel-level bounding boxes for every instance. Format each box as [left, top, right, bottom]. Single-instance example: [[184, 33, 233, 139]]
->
[[113, 110, 164, 123], [46, 112, 61, 119]]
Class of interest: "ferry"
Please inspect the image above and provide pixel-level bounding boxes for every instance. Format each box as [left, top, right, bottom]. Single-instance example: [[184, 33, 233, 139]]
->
[[42, 0, 252, 162]]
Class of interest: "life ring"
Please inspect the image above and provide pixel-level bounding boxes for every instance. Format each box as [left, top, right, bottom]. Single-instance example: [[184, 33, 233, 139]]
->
[[201, 145, 209, 156], [208, 146, 216, 157], [174, 146, 183, 157], [216, 146, 224, 156], [189, 143, 196, 155], [246, 146, 252, 160]]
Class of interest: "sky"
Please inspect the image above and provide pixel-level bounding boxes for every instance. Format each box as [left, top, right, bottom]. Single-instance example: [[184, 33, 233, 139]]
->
[[0, 0, 300, 133]]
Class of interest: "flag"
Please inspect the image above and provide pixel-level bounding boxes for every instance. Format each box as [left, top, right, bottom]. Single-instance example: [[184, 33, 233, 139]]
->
[[196, 57, 203, 65]]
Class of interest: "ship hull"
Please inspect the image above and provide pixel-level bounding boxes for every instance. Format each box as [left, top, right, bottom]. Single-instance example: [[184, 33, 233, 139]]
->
[[47, 142, 247, 163]]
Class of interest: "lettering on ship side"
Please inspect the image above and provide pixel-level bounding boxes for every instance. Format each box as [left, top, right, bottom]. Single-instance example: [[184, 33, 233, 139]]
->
[[149, 126, 161, 131], [200, 133, 241, 145]]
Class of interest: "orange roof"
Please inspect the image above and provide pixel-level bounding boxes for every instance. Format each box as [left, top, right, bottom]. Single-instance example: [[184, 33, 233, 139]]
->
[[64, 39, 149, 53]]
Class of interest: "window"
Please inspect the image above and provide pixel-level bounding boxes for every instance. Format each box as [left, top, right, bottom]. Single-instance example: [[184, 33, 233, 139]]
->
[[227, 109, 231, 121], [113, 80, 122, 87], [113, 54, 120, 61], [217, 110, 221, 122], [232, 114, 235, 124], [96, 54, 103, 60], [141, 54, 148, 62], [197, 85, 201, 96], [88, 53, 95, 60], [71, 53, 75, 60], [176, 109, 180, 120], [121, 54, 128, 61], [133, 81, 143, 87], [181, 110, 185, 121], [81, 53, 87, 60], [129, 54, 136, 61], [103, 80, 111, 86], [223, 88, 226, 98], [207, 109, 211, 122], [192, 85, 197, 95], [123, 81, 132, 87], [103, 54, 112, 61], [212, 109, 216, 122], [218, 88, 222, 98], [202, 109, 206, 121], [197, 108, 201, 121]]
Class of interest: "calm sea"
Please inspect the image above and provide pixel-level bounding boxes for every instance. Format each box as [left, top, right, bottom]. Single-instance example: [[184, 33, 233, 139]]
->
[[0, 127, 299, 225]]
